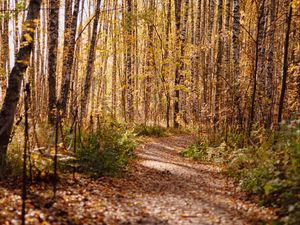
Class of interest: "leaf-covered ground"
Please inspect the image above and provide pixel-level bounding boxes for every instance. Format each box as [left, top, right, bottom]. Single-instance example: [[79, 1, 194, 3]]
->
[[0, 135, 275, 225]]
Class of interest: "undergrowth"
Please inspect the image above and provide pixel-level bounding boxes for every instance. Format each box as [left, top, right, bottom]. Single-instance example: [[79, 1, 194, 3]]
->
[[181, 120, 300, 225], [2, 120, 181, 179], [1, 120, 138, 179], [133, 124, 167, 137], [74, 125, 137, 177], [180, 138, 208, 160], [133, 124, 190, 138]]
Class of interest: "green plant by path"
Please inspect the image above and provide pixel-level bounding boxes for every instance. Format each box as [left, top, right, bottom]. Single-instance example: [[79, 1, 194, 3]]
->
[[180, 120, 300, 225], [133, 124, 167, 137], [75, 126, 137, 177]]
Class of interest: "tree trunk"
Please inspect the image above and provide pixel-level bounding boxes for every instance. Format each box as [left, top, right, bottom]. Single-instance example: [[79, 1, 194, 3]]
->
[[112, 0, 118, 119], [213, 0, 223, 130], [248, 0, 266, 137], [0, 0, 41, 168], [232, 0, 243, 128], [59, 0, 80, 116], [206, 0, 215, 115], [190, 0, 199, 124], [0, 0, 9, 102], [200, 0, 207, 108], [278, 0, 293, 125], [81, 0, 102, 123], [174, 0, 182, 128], [47, 0, 60, 124], [126, 0, 134, 122], [265, 0, 276, 129], [180, 0, 189, 126], [144, 0, 157, 125], [160, 0, 172, 127]]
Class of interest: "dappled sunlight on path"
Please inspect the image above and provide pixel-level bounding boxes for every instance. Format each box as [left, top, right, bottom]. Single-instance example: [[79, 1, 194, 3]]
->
[[126, 135, 274, 225]]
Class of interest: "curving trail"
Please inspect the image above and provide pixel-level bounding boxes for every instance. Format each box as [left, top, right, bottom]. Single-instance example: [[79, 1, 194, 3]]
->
[[99, 135, 274, 225], [0, 135, 275, 225]]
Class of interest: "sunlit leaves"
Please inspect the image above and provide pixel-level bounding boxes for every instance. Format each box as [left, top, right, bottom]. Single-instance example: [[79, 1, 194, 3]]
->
[[16, 59, 30, 66], [24, 33, 33, 43]]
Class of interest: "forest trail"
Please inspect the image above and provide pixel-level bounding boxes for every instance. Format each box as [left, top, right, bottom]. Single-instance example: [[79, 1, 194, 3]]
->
[[111, 135, 274, 225], [0, 135, 275, 225]]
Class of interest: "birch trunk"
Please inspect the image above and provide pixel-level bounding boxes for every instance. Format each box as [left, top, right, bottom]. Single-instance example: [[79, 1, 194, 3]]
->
[[80, 0, 102, 123], [47, 0, 60, 124], [59, 0, 80, 116], [0, 0, 41, 168]]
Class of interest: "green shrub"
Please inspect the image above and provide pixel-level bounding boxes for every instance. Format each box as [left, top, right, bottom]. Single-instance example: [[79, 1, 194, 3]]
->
[[184, 120, 300, 224], [180, 136, 229, 164], [226, 122, 300, 224], [0, 149, 23, 178], [180, 138, 208, 160], [181, 144, 207, 160], [75, 126, 137, 177], [133, 124, 167, 137]]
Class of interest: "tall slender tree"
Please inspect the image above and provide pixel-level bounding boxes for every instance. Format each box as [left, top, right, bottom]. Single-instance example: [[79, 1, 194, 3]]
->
[[59, 0, 80, 116], [126, 0, 134, 122], [0, 0, 41, 167], [278, 0, 293, 125], [47, 0, 60, 124], [81, 0, 102, 123], [173, 0, 182, 128], [213, 0, 223, 130]]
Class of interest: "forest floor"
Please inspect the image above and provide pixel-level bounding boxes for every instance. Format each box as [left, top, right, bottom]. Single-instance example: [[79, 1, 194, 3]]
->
[[0, 135, 275, 225]]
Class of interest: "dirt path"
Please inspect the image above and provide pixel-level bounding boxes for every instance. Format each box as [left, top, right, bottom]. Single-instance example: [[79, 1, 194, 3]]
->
[[0, 135, 274, 225], [100, 135, 274, 225]]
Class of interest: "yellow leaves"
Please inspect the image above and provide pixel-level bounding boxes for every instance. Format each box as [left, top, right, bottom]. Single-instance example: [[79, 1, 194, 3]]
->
[[25, 26, 36, 33], [58, 143, 64, 148], [24, 33, 33, 43], [19, 32, 34, 49], [16, 59, 30, 66], [23, 21, 37, 33], [291, 0, 300, 9], [49, 147, 56, 155], [175, 84, 188, 91]]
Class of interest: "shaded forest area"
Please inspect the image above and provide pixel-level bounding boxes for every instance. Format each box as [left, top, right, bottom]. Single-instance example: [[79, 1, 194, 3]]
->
[[0, 0, 299, 224]]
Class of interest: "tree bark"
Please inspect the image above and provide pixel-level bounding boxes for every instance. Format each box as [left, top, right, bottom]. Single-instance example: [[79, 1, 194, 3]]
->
[[232, 0, 243, 128], [112, 0, 118, 119], [278, 0, 293, 125], [0, 0, 9, 102], [47, 0, 60, 124], [0, 0, 41, 168], [59, 0, 80, 116], [213, 0, 223, 130], [81, 0, 102, 123], [126, 0, 134, 122], [205, 0, 215, 113], [265, 0, 276, 129], [161, 0, 172, 127], [144, 0, 155, 125], [174, 0, 182, 128], [248, 0, 266, 137]]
